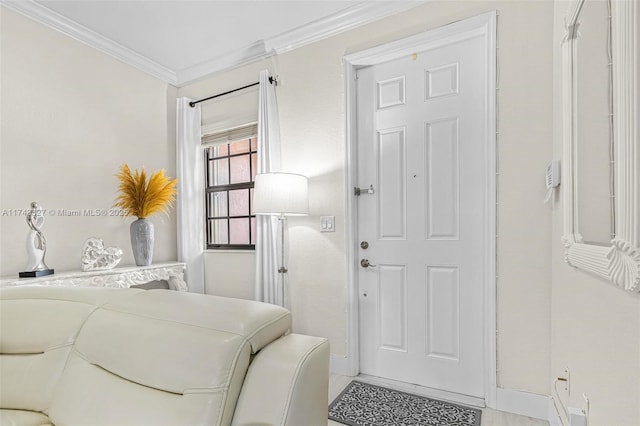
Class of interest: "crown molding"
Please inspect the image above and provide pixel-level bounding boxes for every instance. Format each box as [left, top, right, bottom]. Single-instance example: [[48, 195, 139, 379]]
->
[[176, 40, 270, 87], [264, 1, 426, 55], [0, 0, 178, 84], [2, 0, 426, 87], [176, 1, 426, 86]]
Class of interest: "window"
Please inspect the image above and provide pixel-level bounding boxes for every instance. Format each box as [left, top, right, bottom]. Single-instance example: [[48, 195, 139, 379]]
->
[[203, 126, 258, 249]]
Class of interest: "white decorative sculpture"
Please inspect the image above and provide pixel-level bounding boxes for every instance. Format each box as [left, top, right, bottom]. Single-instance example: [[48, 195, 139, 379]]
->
[[81, 238, 123, 272], [20, 202, 54, 277]]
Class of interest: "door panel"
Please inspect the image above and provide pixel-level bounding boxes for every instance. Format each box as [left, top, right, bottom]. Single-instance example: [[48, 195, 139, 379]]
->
[[377, 128, 406, 239], [378, 265, 408, 352], [426, 265, 460, 360], [425, 62, 459, 99], [378, 76, 406, 109], [426, 118, 460, 240], [357, 33, 487, 398]]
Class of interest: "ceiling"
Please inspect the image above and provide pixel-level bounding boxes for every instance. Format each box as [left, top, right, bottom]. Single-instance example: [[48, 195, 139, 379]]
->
[[2, 0, 423, 86]]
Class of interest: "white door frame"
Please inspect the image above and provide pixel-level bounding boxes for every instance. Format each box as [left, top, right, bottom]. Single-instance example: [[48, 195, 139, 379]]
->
[[343, 11, 497, 408]]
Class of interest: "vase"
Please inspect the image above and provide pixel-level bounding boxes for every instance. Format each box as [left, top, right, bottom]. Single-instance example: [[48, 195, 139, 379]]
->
[[130, 218, 154, 266]]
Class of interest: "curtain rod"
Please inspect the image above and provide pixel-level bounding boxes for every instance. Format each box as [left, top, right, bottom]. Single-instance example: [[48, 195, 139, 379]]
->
[[189, 76, 276, 108]]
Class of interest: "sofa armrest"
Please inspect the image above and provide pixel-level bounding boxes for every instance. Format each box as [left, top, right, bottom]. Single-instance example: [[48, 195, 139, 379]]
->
[[232, 333, 329, 426]]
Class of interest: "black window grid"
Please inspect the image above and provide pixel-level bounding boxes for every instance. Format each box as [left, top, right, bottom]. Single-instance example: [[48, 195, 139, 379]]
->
[[204, 138, 256, 250]]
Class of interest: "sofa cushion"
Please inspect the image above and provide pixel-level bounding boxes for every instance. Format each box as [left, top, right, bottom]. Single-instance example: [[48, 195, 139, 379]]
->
[[48, 289, 291, 426], [0, 287, 143, 412], [0, 409, 52, 426], [71, 307, 250, 394], [0, 287, 143, 354], [49, 353, 238, 426], [100, 290, 292, 353]]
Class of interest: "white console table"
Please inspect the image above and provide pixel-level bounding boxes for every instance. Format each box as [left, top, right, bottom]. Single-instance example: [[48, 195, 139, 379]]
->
[[0, 262, 187, 291]]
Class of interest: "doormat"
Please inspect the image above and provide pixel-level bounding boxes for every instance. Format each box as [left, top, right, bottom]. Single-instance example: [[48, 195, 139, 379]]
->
[[329, 381, 482, 426]]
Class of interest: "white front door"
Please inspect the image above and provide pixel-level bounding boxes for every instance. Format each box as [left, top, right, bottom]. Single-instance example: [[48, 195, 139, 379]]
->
[[356, 31, 488, 398]]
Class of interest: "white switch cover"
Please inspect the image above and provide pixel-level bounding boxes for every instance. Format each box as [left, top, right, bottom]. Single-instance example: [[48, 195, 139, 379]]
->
[[320, 216, 335, 232]]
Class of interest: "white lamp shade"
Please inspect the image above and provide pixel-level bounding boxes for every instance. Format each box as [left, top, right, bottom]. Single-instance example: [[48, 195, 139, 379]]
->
[[253, 173, 309, 216]]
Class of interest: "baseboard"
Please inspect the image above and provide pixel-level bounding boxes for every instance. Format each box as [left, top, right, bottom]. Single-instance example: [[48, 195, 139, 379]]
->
[[358, 374, 486, 408], [548, 396, 564, 426], [496, 388, 564, 424], [330, 354, 350, 376], [496, 388, 550, 420]]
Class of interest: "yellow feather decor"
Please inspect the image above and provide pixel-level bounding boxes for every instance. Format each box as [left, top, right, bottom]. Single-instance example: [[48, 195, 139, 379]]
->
[[114, 164, 177, 219]]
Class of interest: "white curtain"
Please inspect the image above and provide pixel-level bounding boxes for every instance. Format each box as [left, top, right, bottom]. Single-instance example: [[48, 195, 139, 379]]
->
[[255, 70, 285, 307], [176, 98, 205, 293]]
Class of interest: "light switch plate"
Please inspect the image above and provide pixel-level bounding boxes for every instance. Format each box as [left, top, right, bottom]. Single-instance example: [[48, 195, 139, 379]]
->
[[320, 215, 335, 232]]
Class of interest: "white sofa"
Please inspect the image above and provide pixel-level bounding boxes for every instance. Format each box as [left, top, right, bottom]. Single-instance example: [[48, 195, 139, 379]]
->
[[0, 287, 329, 426]]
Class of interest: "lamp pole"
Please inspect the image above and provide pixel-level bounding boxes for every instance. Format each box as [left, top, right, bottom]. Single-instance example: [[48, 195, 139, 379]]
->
[[278, 213, 288, 274]]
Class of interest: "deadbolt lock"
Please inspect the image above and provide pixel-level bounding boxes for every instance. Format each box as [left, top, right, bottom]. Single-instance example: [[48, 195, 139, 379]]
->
[[360, 241, 369, 249]]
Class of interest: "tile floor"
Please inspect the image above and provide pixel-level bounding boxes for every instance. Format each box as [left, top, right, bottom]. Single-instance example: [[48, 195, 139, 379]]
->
[[328, 374, 549, 426]]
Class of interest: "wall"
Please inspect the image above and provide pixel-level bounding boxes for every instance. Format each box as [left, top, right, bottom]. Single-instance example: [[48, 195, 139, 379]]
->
[[550, 1, 640, 424], [0, 8, 176, 274], [179, 0, 555, 395], [574, 0, 612, 244]]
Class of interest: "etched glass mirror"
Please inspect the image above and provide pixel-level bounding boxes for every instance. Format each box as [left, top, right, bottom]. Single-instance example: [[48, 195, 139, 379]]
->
[[562, 0, 639, 291], [574, 0, 612, 245]]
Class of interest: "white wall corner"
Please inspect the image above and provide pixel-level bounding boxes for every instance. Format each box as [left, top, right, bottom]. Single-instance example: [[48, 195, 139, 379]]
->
[[496, 388, 552, 421], [330, 354, 352, 376]]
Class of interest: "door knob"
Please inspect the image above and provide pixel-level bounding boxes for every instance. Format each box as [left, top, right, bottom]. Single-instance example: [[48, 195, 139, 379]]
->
[[360, 259, 377, 268]]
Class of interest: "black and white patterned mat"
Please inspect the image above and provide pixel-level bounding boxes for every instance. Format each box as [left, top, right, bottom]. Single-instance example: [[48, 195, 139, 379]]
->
[[329, 381, 482, 426]]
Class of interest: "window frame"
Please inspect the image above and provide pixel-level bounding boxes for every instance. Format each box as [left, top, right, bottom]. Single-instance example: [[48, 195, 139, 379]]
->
[[203, 131, 257, 251]]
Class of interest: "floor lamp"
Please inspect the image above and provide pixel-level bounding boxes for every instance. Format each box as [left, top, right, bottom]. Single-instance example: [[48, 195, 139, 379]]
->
[[253, 173, 309, 278]]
